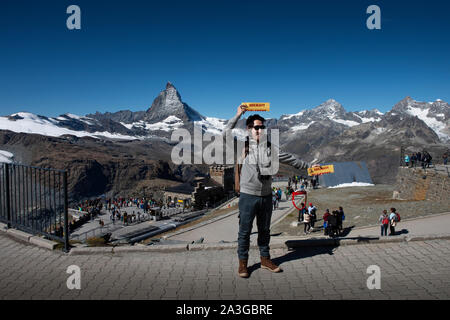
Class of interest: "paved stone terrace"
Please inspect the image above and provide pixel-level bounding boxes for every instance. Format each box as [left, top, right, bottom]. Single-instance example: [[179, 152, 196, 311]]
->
[[1, 232, 449, 300]]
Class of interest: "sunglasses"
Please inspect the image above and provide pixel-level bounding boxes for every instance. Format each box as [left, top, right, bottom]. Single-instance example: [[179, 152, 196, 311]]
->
[[251, 125, 266, 131]]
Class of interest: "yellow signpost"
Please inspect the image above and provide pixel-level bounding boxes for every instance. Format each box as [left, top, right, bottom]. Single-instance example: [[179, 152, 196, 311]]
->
[[308, 165, 334, 176], [242, 102, 270, 112]]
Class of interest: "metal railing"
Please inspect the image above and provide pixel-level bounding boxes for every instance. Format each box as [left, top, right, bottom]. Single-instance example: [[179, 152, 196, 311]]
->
[[0, 163, 69, 251]]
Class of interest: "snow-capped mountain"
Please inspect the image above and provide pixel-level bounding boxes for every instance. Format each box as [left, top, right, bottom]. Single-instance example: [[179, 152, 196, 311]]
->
[[388, 96, 450, 142], [0, 112, 141, 140], [278, 99, 383, 132], [88, 82, 225, 138], [0, 82, 448, 145]]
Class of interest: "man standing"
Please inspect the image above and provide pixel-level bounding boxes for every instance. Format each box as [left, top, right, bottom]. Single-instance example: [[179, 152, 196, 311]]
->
[[227, 105, 311, 278]]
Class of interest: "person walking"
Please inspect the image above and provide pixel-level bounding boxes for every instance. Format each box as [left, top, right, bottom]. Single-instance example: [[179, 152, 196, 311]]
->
[[379, 210, 389, 236], [227, 104, 311, 278], [272, 190, 278, 210], [303, 210, 311, 234], [298, 202, 306, 223], [308, 203, 317, 231]]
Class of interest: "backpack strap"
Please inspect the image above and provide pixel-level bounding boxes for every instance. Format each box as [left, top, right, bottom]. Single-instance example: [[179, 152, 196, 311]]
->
[[234, 137, 250, 195]]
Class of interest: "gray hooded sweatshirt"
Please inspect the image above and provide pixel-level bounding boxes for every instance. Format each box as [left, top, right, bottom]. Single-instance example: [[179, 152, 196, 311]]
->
[[224, 113, 310, 197]]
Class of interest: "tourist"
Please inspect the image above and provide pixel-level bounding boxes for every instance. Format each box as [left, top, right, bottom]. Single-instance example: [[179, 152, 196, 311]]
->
[[443, 153, 448, 165], [424, 151, 432, 168], [303, 210, 311, 234], [404, 154, 410, 167], [327, 211, 339, 237], [323, 209, 330, 235], [226, 104, 310, 278], [272, 190, 278, 210], [298, 202, 306, 223], [389, 208, 397, 236], [410, 153, 417, 168], [308, 203, 317, 231], [379, 210, 389, 236], [337, 206, 345, 235]]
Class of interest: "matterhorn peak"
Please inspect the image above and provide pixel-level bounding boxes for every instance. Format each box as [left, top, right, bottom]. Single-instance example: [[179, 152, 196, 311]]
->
[[166, 82, 176, 90]]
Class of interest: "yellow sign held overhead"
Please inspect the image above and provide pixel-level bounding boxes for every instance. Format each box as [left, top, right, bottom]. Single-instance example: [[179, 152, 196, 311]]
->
[[242, 102, 270, 112], [308, 165, 334, 176]]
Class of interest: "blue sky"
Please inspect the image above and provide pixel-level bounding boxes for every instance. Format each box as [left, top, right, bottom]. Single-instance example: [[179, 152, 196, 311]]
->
[[1, 0, 449, 120]]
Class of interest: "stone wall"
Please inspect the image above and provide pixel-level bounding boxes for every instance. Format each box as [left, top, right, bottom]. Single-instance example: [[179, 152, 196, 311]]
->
[[209, 165, 234, 193], [193, 183, 224, 209], [394, 166, 450, 201]]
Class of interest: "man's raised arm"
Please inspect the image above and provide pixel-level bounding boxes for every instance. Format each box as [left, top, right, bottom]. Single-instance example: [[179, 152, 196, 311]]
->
[[278, 151, 310, 170], [223, 104, 247, 136]]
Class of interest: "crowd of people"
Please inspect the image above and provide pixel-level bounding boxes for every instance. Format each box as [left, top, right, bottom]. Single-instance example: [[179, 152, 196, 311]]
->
[[68, 196, 164, 232], [288, 175, 318, 191], [294, 200, 402, 238], [105, 197, 161, 213], [69, 198, 103, 232], [297, 203, 345, 237], [105, 197, 163, 226], [404, 151, 433, 169]]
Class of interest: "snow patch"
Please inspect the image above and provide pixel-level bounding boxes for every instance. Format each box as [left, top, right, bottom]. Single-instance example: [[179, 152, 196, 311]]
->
[[0, 150, 14, 163], [333, 119, 359, 127], [0, 113, 141, 140], [282, 110, 305, 120], [328, 182, 375, 188], [291, 123, 312, 131], [145, 116, 184, 132], [406, 105, 447, 140]]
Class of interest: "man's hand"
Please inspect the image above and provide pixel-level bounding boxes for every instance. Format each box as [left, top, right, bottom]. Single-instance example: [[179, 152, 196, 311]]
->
[[237, 104, 248, 117]]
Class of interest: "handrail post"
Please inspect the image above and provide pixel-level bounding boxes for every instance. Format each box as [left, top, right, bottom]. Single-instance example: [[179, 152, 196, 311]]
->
[[63, 171, 70, 253], [5, 164, 11, 228]]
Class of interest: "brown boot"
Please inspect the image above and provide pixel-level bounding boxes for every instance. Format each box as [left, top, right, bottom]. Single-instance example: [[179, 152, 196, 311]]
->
[[238, 259, 249, 278], [260, 256, 282, 273]]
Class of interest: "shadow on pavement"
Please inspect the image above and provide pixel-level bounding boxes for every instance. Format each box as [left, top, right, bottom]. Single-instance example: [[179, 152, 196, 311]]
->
[[339, 225, 355, 237], [247, 246, 337, 276], [393, 229, 409, 236]]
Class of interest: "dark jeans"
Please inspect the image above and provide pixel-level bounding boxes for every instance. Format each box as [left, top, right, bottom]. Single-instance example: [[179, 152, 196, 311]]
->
[[390, 225, 395, 235], [381, 224, 388, 236], [238, 193, 273, 260]]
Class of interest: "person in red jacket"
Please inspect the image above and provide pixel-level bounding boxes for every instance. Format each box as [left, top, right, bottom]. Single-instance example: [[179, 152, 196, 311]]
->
[[323, 209, 331, 235]]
